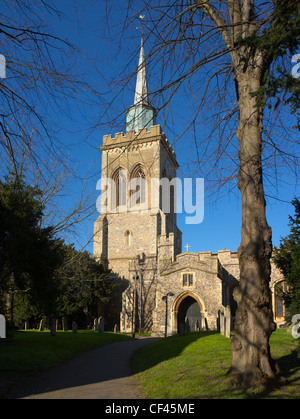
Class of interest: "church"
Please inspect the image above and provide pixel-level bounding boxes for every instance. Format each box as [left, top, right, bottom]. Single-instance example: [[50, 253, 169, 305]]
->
[[93, 39, 285, 337]]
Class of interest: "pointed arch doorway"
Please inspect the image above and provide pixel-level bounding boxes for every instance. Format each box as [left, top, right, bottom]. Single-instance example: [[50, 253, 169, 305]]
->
[[173, 292, 205, 334]]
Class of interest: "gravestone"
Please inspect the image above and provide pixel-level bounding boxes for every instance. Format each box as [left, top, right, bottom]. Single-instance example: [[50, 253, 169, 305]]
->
[[114, 324, 119, 333], [50, 319, 56, 337], [225, 306, 231, 338], [0, 314, 6, 338], [62, 316, 68, 332], [219, 309, 224, 336], [93, 318, 98, 331], [25, 321, 29, 330], [98, 317, 104, 333], [218, 306, 231, 338], [39, 319, 45, 332], [72, 321, 78, 334]]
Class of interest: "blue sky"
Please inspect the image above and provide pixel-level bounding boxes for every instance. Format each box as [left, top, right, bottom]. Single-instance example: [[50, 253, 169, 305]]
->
[[35, 1, 299, 255]]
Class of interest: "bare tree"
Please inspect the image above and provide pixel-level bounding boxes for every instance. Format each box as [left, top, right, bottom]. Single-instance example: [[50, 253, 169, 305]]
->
[[102, 0, 300, 387], [0, 0, 99, 243]]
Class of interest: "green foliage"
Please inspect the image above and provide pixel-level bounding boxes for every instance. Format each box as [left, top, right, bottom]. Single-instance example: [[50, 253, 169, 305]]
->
[[0, 174, 42, 291], [13, 243, 116, 328], [54, 244, 116, 326], [249, 0, 300, 125], [0, 173, 64, 317], [259, 0, 300, 59], [273, 198, 300, 321], [0, 174, 113, 328]]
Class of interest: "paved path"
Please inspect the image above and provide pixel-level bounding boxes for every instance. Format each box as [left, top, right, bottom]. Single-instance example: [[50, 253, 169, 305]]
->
[[9, 337, 159, 399]]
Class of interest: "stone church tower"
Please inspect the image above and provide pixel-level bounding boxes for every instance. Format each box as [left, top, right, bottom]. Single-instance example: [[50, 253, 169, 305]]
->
[[94, 38, 182, 332], [94, 39, 286, 336]]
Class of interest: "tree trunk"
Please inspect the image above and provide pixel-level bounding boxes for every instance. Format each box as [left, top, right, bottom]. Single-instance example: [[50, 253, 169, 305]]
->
[[229, 56, 277, 387]]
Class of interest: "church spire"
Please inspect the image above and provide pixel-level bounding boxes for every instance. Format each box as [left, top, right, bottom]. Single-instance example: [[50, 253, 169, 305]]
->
[[126, 37, 156, 133], [134, 37, 149, 107]]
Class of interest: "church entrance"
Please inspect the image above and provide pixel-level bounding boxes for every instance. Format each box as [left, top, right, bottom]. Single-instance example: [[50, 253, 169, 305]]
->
[[177, 295, 202, 333]]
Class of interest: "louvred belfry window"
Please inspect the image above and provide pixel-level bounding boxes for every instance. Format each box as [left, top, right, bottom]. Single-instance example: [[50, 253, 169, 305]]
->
[[131, 164, 147, 205], [113, 168, 127, 207]]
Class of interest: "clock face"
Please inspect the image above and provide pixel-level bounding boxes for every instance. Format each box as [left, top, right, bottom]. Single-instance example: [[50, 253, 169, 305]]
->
[[165, 159, 171, 178]]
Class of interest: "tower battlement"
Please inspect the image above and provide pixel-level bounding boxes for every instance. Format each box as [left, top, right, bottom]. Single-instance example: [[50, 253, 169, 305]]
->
[[101, 124, 178, 166], [103, 124, 163, 146]]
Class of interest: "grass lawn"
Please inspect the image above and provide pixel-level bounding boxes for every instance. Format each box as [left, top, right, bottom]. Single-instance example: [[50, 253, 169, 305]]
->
[[0, 330, 133, 372], [132, 330, 300, 399]]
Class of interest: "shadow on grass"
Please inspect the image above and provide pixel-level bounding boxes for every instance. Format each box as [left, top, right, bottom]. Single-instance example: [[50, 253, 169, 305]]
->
[[251, 348, 300, 399], [221, 341, 300, 399], [132, 331, 218, 375], [0, 330, 148, 399], [132, 331, 300, 399]]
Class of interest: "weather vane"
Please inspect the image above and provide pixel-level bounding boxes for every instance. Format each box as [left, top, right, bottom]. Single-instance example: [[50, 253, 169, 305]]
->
[[136, 14, 147, 37]]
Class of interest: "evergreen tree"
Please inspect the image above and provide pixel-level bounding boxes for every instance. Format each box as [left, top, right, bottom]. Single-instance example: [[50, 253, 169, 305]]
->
[[0, 174, 64, 323], [252, 0, 300, 127], [54, 245, 114, 327], [13, 244, 115, 329], [273, 198, 300, 321]]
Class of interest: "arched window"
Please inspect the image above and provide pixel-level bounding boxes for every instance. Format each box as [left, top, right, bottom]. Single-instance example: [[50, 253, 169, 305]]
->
[[130, 164, 147, 205], [125, 230, 132, 246], [274, 280, 288, 320], [112, 168, 127, 208]]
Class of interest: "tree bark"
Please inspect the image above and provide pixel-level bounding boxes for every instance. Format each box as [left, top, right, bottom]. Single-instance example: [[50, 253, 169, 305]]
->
[[229, 51, 277, 387]]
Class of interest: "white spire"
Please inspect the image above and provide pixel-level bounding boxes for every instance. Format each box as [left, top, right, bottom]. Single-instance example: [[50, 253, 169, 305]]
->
[[134, 38, 149, 106], [126, 36, 156, 133]]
